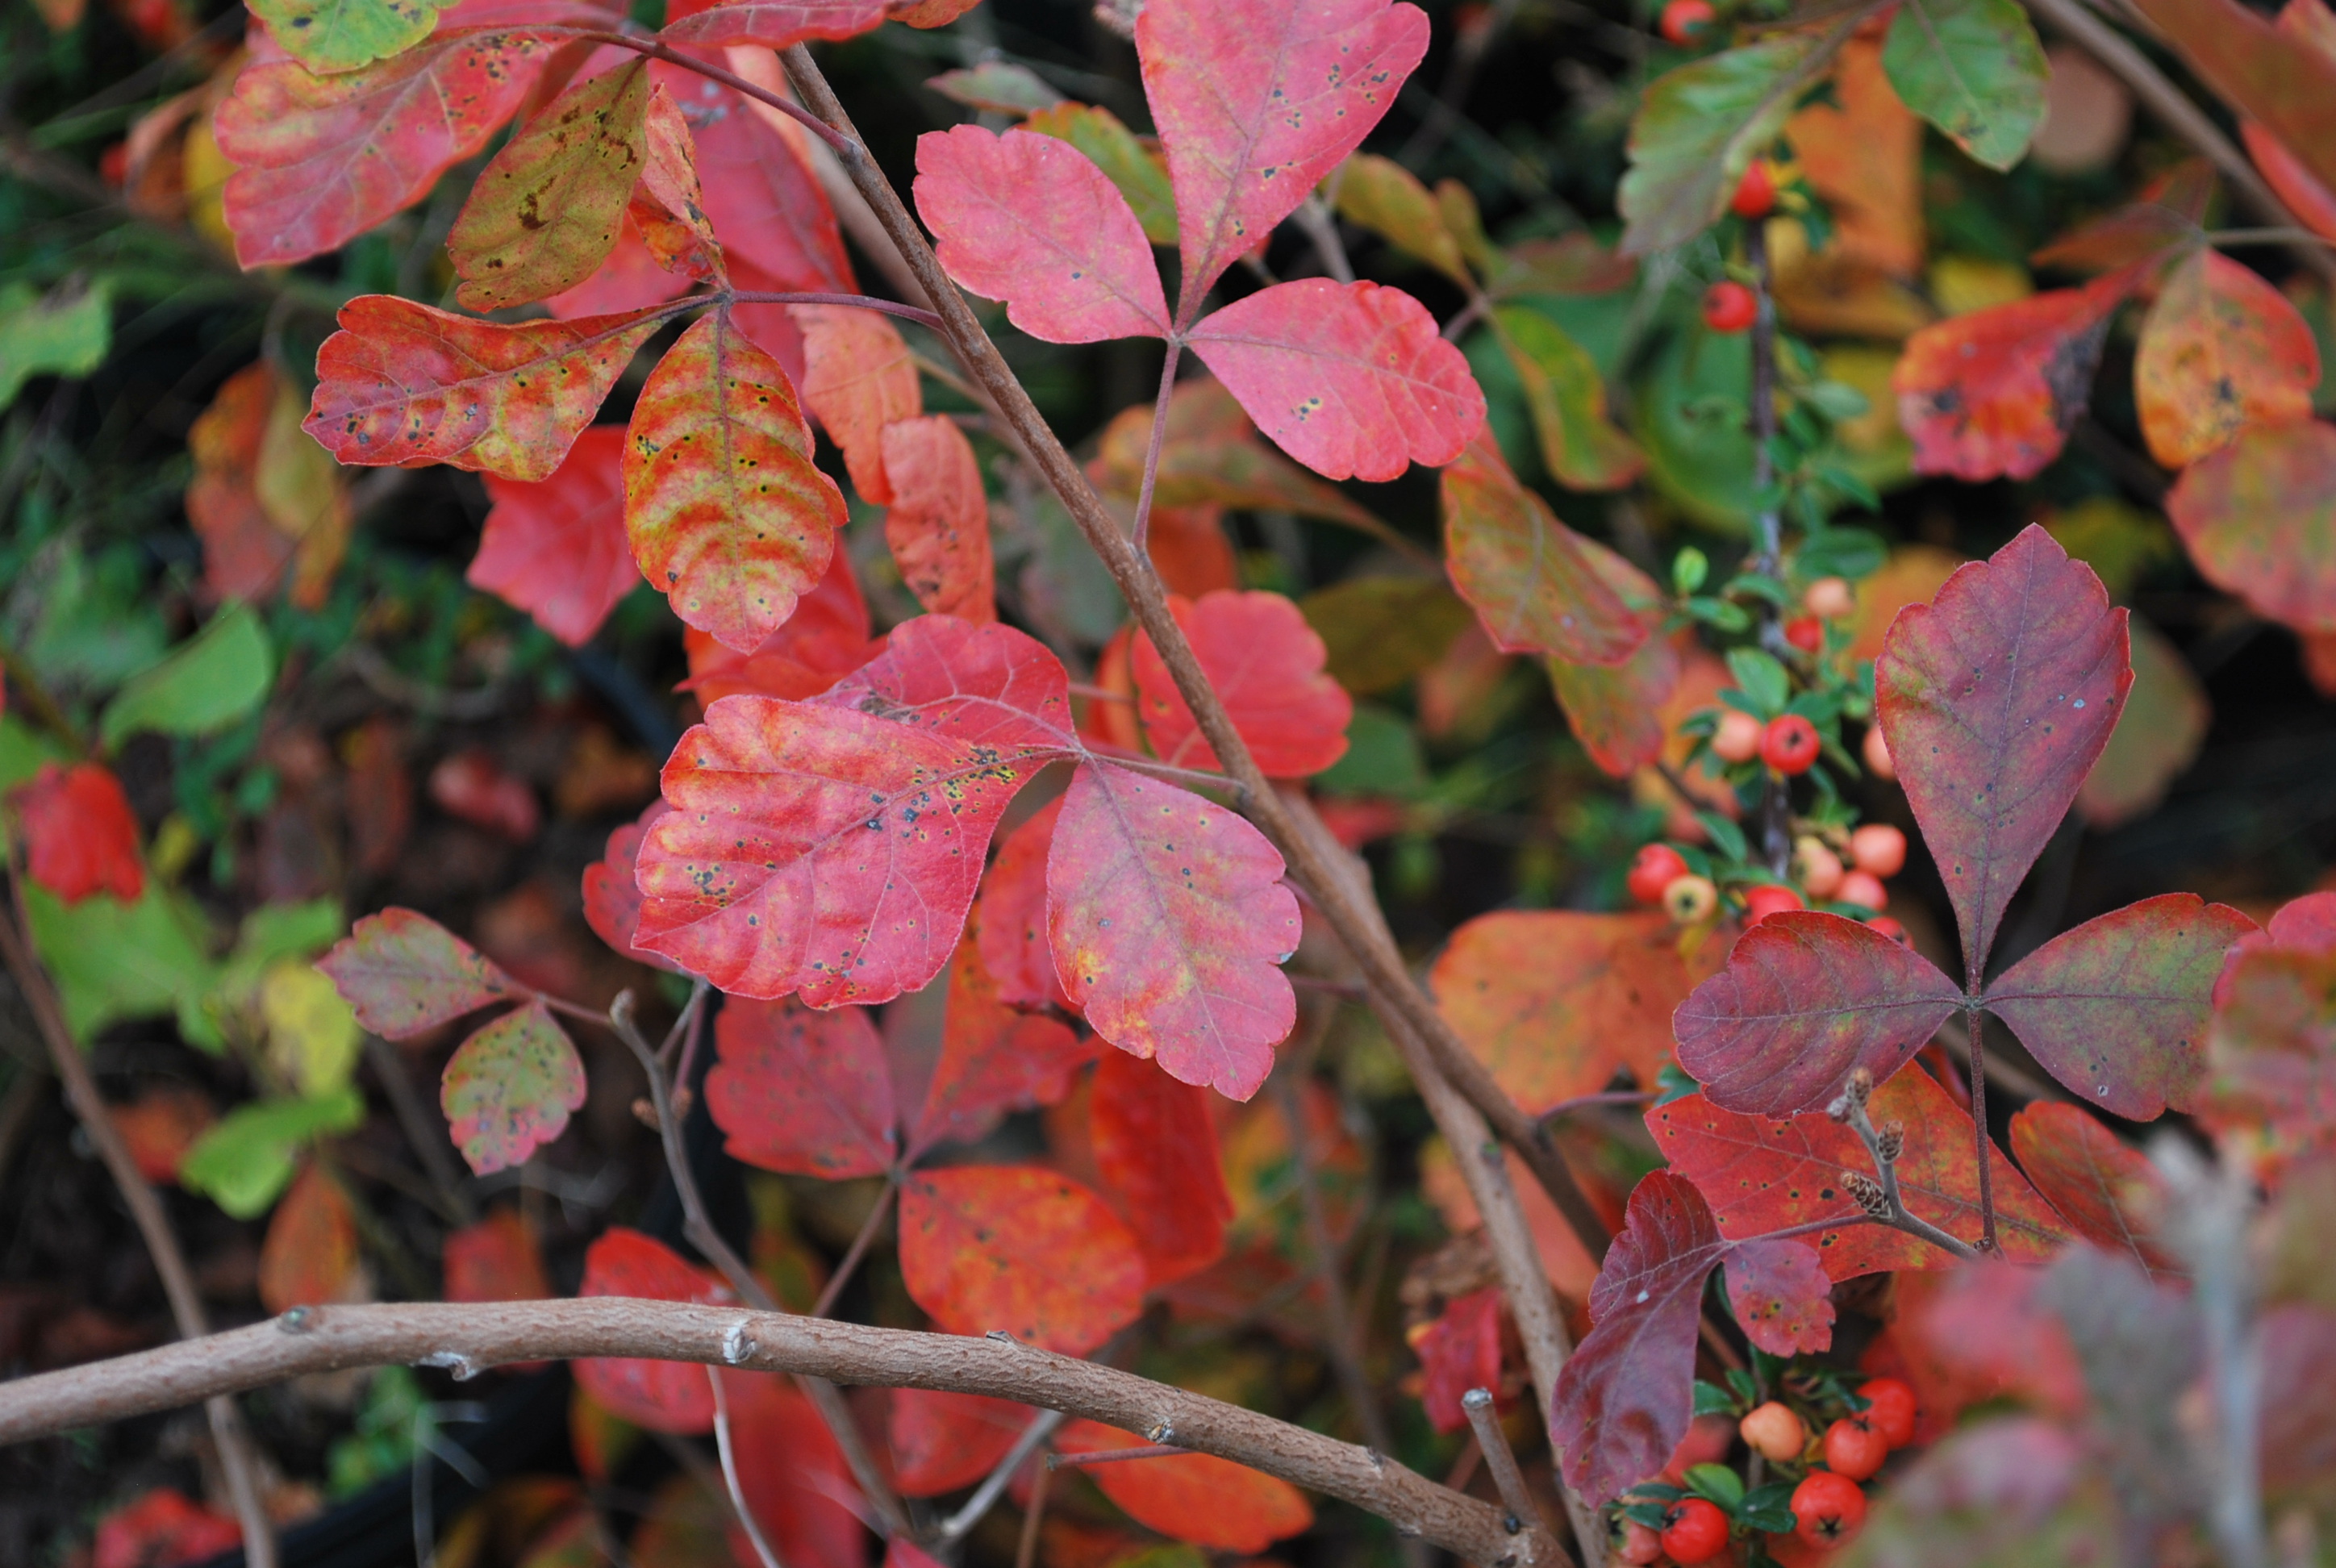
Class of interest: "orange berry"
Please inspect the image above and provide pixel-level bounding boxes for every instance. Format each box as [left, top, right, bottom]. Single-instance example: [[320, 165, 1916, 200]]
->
[[1629, 843, 1692, 904], [1742, 884, 1804, 924], [1823, 1415, 1889, 1481], [1729, 160, 1775, 219], [1791, 1470, 1867, 1549], [1849, 824, 1906, 877], [1793, 838, 1844, 899], [1661, 1499, 1730, 1566], [1659, 0, 1716, 42], [1740, 1400, 1806, 1462], [1860, 1377, 1917, 1448], [1837, 869, 1888, 911], [1803, 576, 1854, 619], [1712, 709, 1765, 763]]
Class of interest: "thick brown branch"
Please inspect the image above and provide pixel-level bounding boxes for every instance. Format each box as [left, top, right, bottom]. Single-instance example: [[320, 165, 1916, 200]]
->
[[0, 1301, 1562, 1568]]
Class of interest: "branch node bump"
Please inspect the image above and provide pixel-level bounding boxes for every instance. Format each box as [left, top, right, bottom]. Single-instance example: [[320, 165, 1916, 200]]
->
[[276, 1307, 317, 1335]]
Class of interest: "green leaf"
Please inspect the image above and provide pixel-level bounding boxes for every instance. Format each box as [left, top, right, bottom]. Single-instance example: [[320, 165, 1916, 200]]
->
[[0, 280, 111, 411], [1699, 812, 1750, 865], [1335, 152, 1473, 286], [98, 604, 274, 751], [23, 882, 216, 1043], [1639, 327, 1758, 532], [246, 0, 448, 76], [1493, 306, 1646, 491], [0, 714, 69, 794], [1881, 0, 2049, 171], [1796, 526, 1888, 582], [1619, 31, 1850, 254], [1726, 648, 1792, 717], [1024, 102, 1179, 245], [1299, 576, 1474, 695], [1693, 1378, 1740, 1416], [179, 1087, 365, 1218], [1314, 704, 1429, 799], [1686, 1462, 1746, 1508]]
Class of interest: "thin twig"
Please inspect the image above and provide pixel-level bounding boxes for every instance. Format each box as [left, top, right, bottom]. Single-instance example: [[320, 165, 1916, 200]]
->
[[1013, 1458, 1049, 1568], [1827, 1070, 1984, 1261], [1535, 1090, 1657, 1128], [728, 290, 945, 331], [364, 1034, 476, 1228], [710, 1369, 787, 1568], [1129, 340, 1184, 557], [1047, 1444, 1188, 1467], [1291, 197, 1358, 284], [938, 1410, 1070, 1545], [811, 1176, 897, 1320], [554, 30, 855, 154], [1462, 1388, 1546, 1537], [1966, 1012, 1999, 1253]]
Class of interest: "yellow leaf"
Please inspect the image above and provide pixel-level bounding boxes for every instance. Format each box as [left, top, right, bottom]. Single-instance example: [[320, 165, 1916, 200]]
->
[[263, 961, 361, 1097]]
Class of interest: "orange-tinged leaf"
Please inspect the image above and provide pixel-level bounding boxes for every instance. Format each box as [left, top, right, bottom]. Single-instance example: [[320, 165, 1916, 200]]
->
[[681, 547, 880, 704], [1433, 909, 1700, 1114], [2201, 907, 2336, 1153], [1334, 151, 1471, 286], [258, 1164, 361, 1315], [2009, 1102, 2180, 1280], [10, 761, 143, 906], [305, 295, 668, 481], [2166, 418, 2336, 633], [706, 995, 896, 1178], [663, 58, 850, 293], [630, 78, 724, 283], [110, 1085, 215, 1185], [1091, 1049, 1233, 1286], [1787, 34, 1925, 279], [975, 795, 1074, 1013], [317, 907, 515, 1039], [469, 425, 640, 648], [1545, 549, 1681, 776], [908, 926, 1092, 1159], [574, 1228, 729, 1432], [888, 1388, 1031, 1495], [897, 1166, 1145, 1353], [2134, 248, 2321, 466], [440, 1000, 586, 1174], [794, 303, 920, 504], [2130, 0, 2336, 206], [1048, 760, 1299, 1101], [2242, 119, 2336, 245], [1053, 1419, 1314, 1550], [444, 1209, 554, 1302], [2030, 158, 2214, 275], [623, 307, 847, 653], [881, 415, 996, 622], [1441, 431, 1646, 665], [658, 0, 884, 48], [186, 364, 300, 605], [1130, 590, 1352, 778], [1893, 269, 2136, 481], [724, 1373, 870, 1568], [1088, 376, 1393, 538]]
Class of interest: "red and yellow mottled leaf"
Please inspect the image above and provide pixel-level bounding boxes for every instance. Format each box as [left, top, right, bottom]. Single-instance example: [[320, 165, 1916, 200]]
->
[[469, 425, 640, 647], [880, 415, 996, 622], [1725, 1235, 1835, 1357], [318, 907, 515, 1039], [793, 304, 920, 505], [658, 0, 883, 48], [1091, 1049, 1233, 1286], [1186, 279, 1484, 482], [623, 307, 846, 653], [305, 295, 667, 481], [257, 1163, 361, 1315], [724, 1373, 870, 1568], [2009, 1103, 2180, 1280], [914, 125, 1170, 342], [663, 60, 849, 293], [1441, 431, 1646, 665], [897, 1166, 1145, 1353], [2166, 418, 2336, 635], [1674, 912, 1963, 1117], [1048, 760, 1299, 1101], [1983, 893, 2256, 1119], [1877, 525, 2132, 978], [574, 1228, 730, 1432], [1893, 270, 2136, 481], [887, 1388, 1031, 1495], [1053, 1419, 1314, 1550], [440, 999, 586, 1174], [1137, 0, 1427, 311], [444, 1208, 554, 1302], [707, 996, 895, 1178], [1130, 590, 1352, 778], [2134, 248, 2320, 466], [975, 795, 1074, 1012], [681, 548, 879, 704], [10, 761, 142, 905], [909, 925, 1093, 1156]]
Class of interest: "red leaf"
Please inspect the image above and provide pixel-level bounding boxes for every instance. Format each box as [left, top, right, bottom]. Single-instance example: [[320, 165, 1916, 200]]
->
[[2130, 0, 2336, 207], [444, 1209, 554, 1303], [91, 1488, 243, 1568], [897, 1166, 1146, 1353], [1877, 525, 2132, 978], [11, 762, 143, 905], [1138, 0, 1428, 310], [1546, 616, 1685, 778], [582, 801, 687, 971], [305, 296, 667, 481], [794, 303, 921, 505], [2242, 119, 2336, 245], [2134, 248, 2321, 467], [681, 546, 880, 704], [2009, 1102, 2180, 1280], [1186, 279, 1485, 482], [634, 616, 1075, 1003], [1440, 430, 1647, 665], [1984, 893, 2257, 1119], [546, 216, 693, 319], [1674, 912, 1963, 1117], [1892, 271, 2136, 481], [428, 749, 540, 840], [440, 1000, 587, 1174], [1048, 760, 1299, 1100], [975, 796, 1074, 1012], [1413, 1286, 1503, 1434], [660, 0, 884, 48], [2200, 934, 2336, 1153], [1053, 1419, 1315, 1551], [724, 1372, 871, 1568], [469, 426, 639, 647], [108, 1086, 215, 1185], [915, 125, 1170, 342], [1722, 1234, 1834, 1357], [186, 363, 298, 604], [1648, 1070, 2071, 1281], [631, 79, 724, 284], [318, 907, 515, 1040], [889, 1388, 1032, 1495], [215, 30, 559, 268], [1091, 1049, 1233, 1286], [258, 1164, 361, 1315], [1130, 590, 1352, 778], [881, 415, 998, 622], [907, 928, 1093, 1157], [2166, 418, 2336, 635], [706, 995, 897, 1178], [574, 1228, 731, 1432], [661, 59, 851, 294]]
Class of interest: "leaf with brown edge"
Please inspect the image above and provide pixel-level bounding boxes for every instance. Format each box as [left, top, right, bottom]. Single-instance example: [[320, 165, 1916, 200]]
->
[[1441, 430, 1646, 665], [1725, 1234, 1835, 1357], [704, 995, 895, 1178], [305, 295, 668, 481], [1673, 911, 1963, 1118], [1984, 893, 2257, 1120], [1130, 590, 1352, 779], [440, 1000, 586, 1174], [906, 927, 1093, 1159], [897, 1166, 1145, 1353], [624, 307, 846, 653], [317, 907, 515, 1040], [574, 1228, 729, 1432], [1047, 760, 1300, 1102], [1892, 270, 2137, 481], [2167, 419, 2336, 635], [880, 415, 995, 622], [1546, 548, 1681, 777], [974, 795, 1073, 1013], [1431, 909, 1701, 1115], [2134, 248, 2321, 467], [634, 617, 1076, 1005], [1054, 1419, 1315, 1552], [792, 304, 920, 505], [1647, 1070, 2071, 1281], [1877, 525, 2132, 979], [448, 60, 650, 311], [1091, 1049, 1233, 1287], [2010, 1102, 2181, 1281]]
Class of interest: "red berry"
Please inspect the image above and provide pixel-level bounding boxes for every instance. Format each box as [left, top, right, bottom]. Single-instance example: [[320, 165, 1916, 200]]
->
[[1711, 708, 1765, 763], [1836, 869, 1888, 911], [1742, 884, 1804, 925], [1659, 0, 1716, 43], [1619, 1519, 1666, 1565], [1761, 715, 1821, 774], [1739, 1400, 1806, 1462], [1791, 1470, 1867, 1549], [1729, 160, 1775, 219], [1822, 1415, 1890, 1481], [1849, 824, 1906, 878], [1629, 843, 1692, 905], [1702, 281, 1757, 333], [1860, 1378, 1917, 1448], [1867, 915, 1910, 945], [1783, 615, 1823, 652], [1661, 1498, 1730, 1566]]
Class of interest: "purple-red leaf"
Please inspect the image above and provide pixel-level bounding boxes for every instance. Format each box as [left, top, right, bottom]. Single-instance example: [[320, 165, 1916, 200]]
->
[[1441, 429, 1648, 665], [1877, 524, 2132, 978], [705, 996, 896, 1178], [657, 0, 883, 48], [318, 907, 515, 1040], [2166, 418, 2336, 636], [1414, 1287, 1504, 1434], [440, 999, 587, 1175], [1724, 1236, 1835, 1357], [2009, 1102, 2180, 1280], [468, 425, 640, 648], [1674, 911, 1963, 1117]]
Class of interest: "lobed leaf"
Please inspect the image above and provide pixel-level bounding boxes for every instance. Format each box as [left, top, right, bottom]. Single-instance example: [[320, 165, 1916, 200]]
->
[[469, 426, 640, 647], [1022, 102, 1178, 245], [582, 802, 689, 971], [179, 1089, 365, 1219], [1053, 1419, 1315, 1551], [681, 548, 881, 704], [2165, 418, 2336, 634], [1441, 431, 1646, 665], [1091, 1049, 1234, 1286], [897, 1166, 1146, 1353], [880, 415, 996, 622], [973, 796, 1074, 1012], [906, 928, 1093, 1157], [1130, 590, 1352, 778], [1879, 0, 2049, 171], [629, 79, 724, 283], [705, 995, 896, 1178], [2134, 248, 2321, 467], [98, 604, 274, 749], [440, 1000, 587, 1174], [2202, 936, 2336, 1154], [574, 1228, 729, 1432], [2009, 1102, 2180, 1280], [1619, 32, 1843, 255], [317, 907, 514, 1039]]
